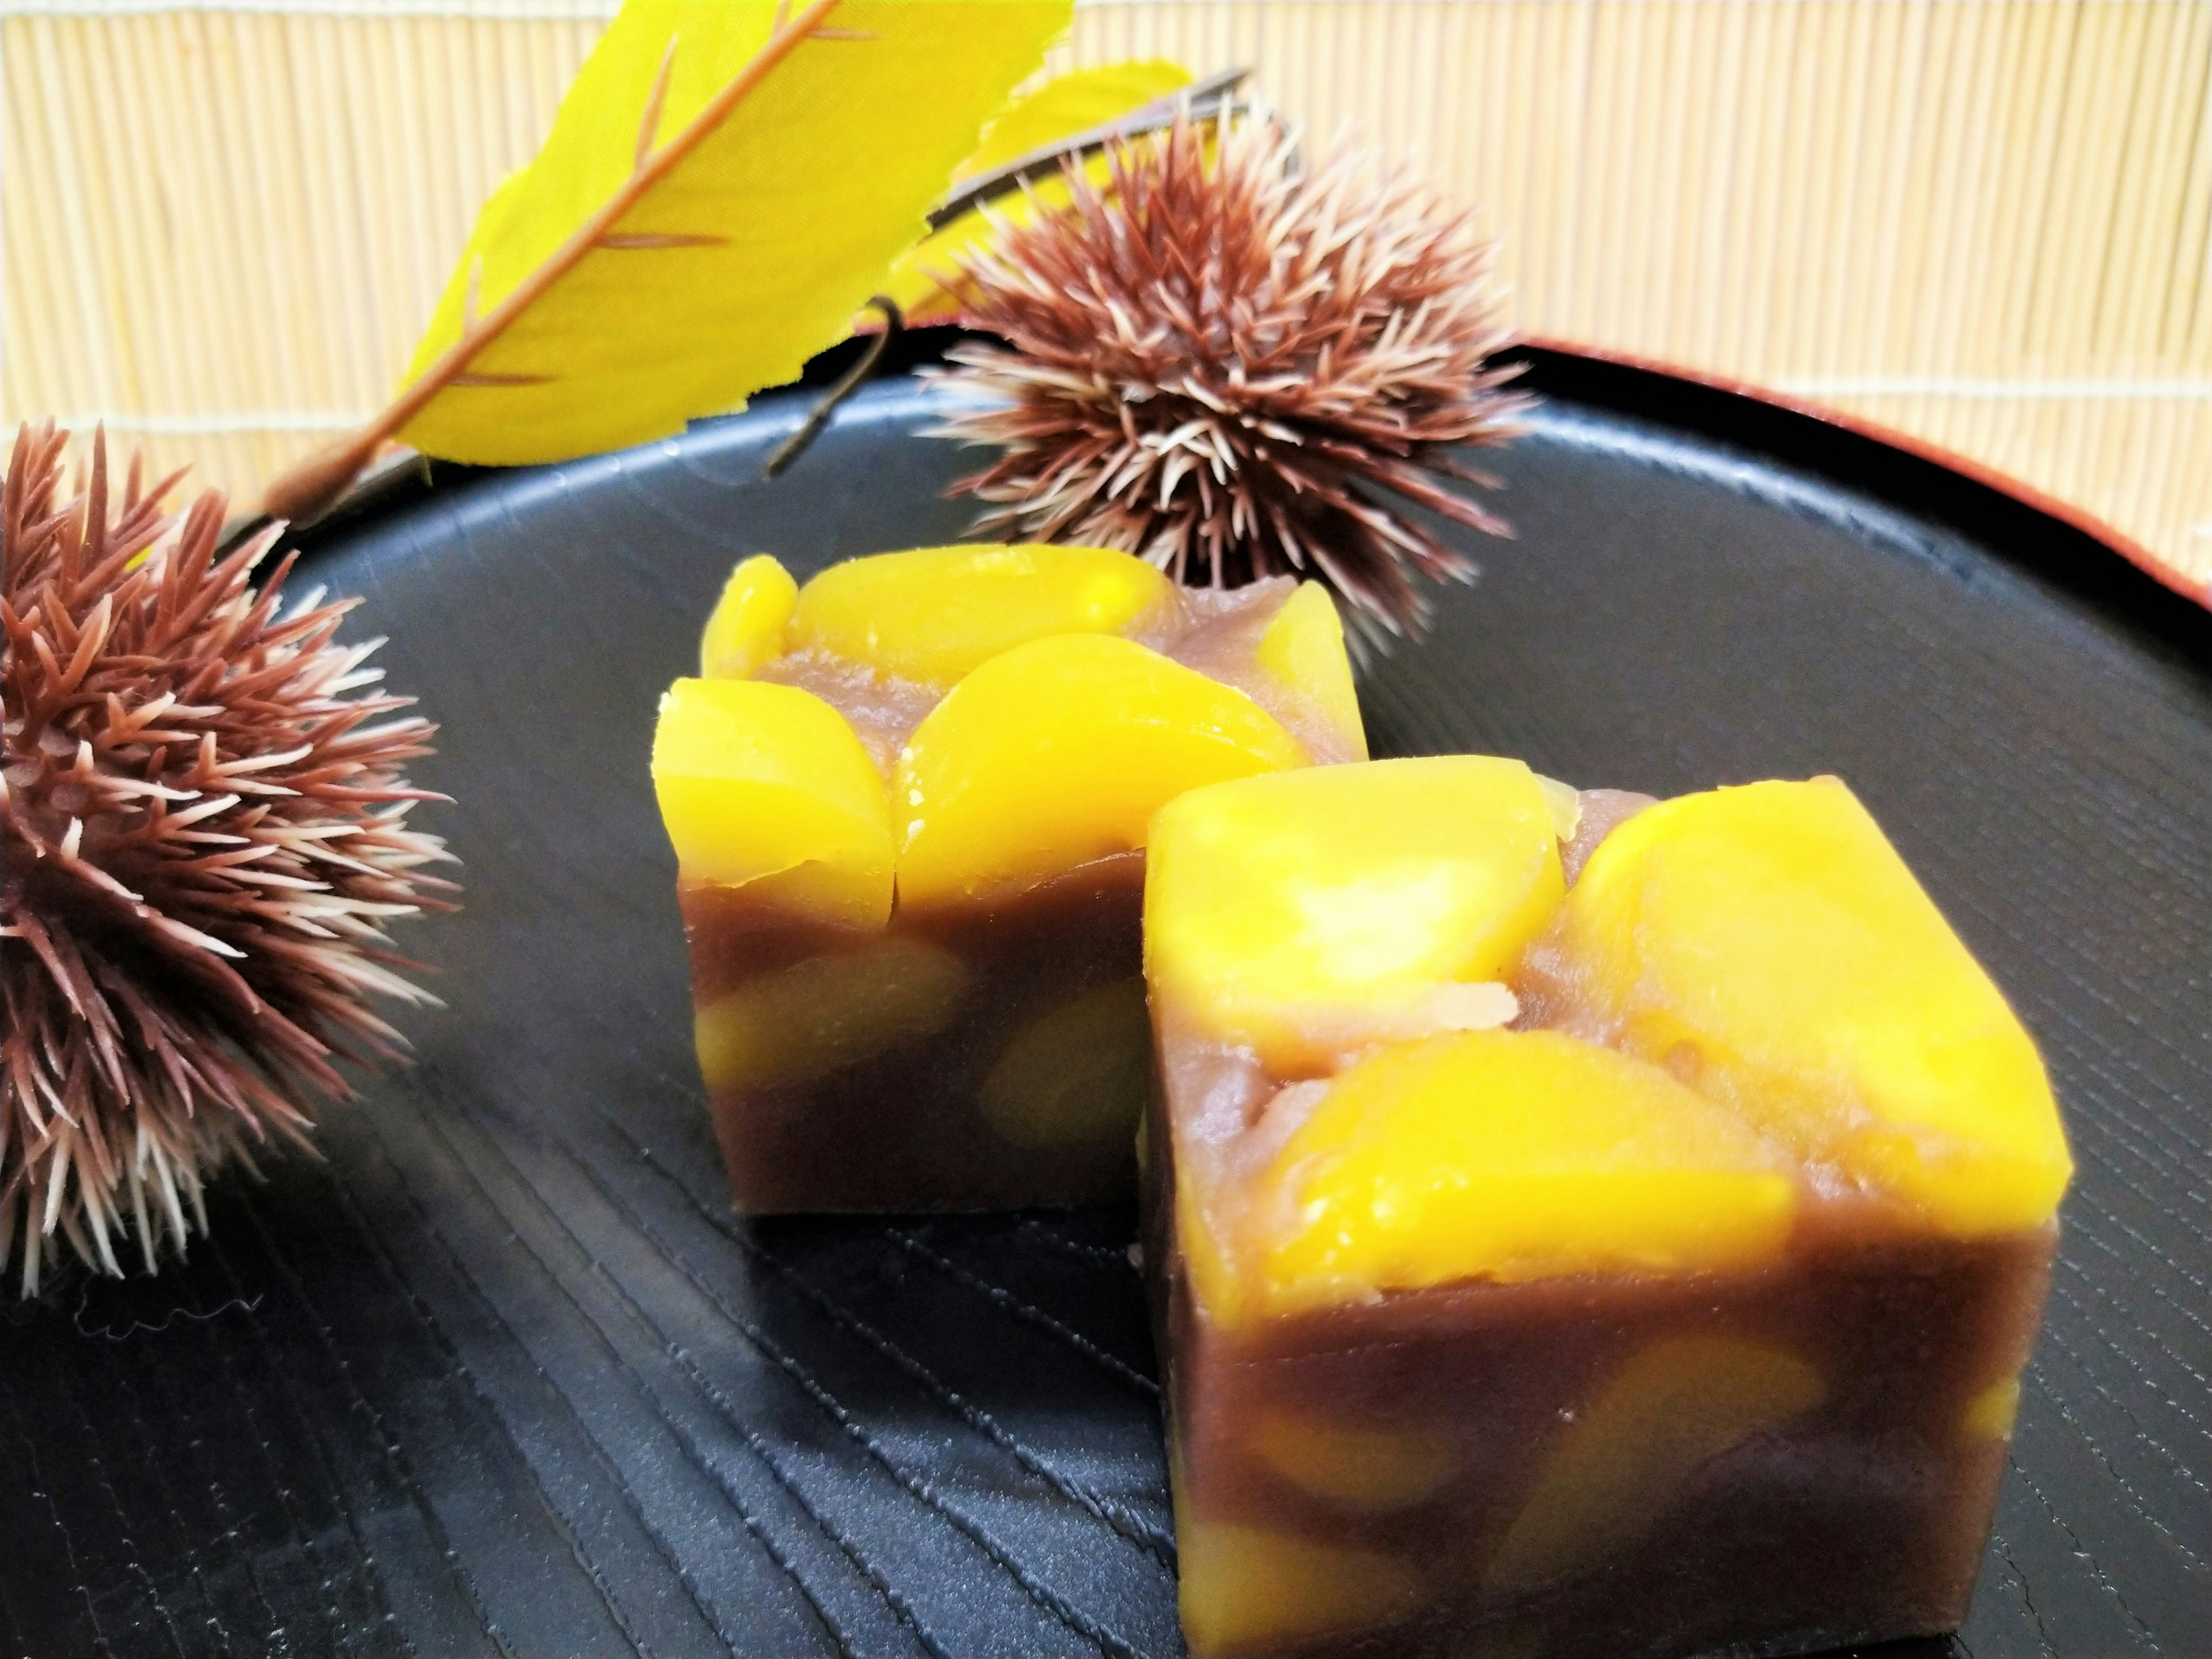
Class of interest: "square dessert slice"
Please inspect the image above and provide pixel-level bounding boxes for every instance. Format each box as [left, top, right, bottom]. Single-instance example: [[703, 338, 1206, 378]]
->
[[653, 544, 1364, 1211], [1143, 760, 2071, 1659]]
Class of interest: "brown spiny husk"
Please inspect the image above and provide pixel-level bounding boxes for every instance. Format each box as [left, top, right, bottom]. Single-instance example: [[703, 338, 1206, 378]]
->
[[1, 422, 454, 1294], [930, 112, 1532, 644]]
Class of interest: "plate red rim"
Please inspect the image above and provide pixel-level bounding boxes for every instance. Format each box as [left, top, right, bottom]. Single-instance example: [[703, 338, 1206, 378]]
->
[[1524, 334, 2210, 615]]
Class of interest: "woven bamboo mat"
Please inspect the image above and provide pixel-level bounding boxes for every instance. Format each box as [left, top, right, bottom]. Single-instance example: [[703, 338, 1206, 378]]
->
[[4, 0, 2210, 599]]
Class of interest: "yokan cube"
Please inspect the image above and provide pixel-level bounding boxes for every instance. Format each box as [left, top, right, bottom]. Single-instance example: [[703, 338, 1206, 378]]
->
[[653, 544, 1363, 1211], [1142, 760, 2070, 1659]]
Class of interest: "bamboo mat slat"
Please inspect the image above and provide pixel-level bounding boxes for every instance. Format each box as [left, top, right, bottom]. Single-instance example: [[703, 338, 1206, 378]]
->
[[5, 0, 2208, 594]]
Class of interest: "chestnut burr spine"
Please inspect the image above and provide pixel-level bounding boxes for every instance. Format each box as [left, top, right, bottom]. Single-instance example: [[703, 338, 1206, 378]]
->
[[931, 113, 1532, 645], [2, 422, 455, 1293]]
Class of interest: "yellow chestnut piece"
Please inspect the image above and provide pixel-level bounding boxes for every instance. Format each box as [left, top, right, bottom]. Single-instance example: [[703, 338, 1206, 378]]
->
[[1247, 1410, 1457, 1511], [651, 678, 893, 927], [1146, 757, 1565, 1073], [1244, 1030, 1795, 1323], [979, 978, 1152, 1150], [1560, 777, 2073, 1234], [1254, 581, 1368, 761], [1175, 1494, 1422, 1657], [1483, 1335, 1826, 1592], [894, 634, 1306, 910], [699, 554, 797, 679], [694, 935, 968, 1091], [788, 543, 1175, 685], [1964, 1374, 2023, 1440], [1535, 772, 1582, 842]]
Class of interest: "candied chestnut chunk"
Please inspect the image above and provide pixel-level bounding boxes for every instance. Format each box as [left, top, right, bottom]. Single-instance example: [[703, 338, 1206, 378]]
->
[[1143, 764, 2069, 1659], [788, 542, 1176, 683], [1482, 1333, 1828, 1595], [652, 677, 893, 927], [652, 543, 1363, 1211], [1256, 1029, 1796, 1318], [1554, 777, 2073, 1233], [1146, 756, 1567, 1075], [894, 632, 1308, 911], [699, 552, 798, 679]]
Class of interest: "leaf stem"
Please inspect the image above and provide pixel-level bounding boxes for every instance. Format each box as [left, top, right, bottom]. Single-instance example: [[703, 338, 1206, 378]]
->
[[765, 297, 903, 479]]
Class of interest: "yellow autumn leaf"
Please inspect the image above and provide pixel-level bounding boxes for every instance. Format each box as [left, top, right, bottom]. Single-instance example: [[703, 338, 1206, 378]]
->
[[956, 58, 1195, 183], [264, 0, 1069, 516], [882, 59, 1198, 325]]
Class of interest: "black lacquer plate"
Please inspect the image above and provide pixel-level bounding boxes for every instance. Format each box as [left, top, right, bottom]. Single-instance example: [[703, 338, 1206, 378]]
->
[[4, 345, 2209, 1659]]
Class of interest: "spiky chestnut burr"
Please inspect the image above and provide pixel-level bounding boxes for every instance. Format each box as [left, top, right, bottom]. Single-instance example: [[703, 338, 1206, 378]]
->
[[1, 423, 454, 1294], [930, 113, 1532, 643]]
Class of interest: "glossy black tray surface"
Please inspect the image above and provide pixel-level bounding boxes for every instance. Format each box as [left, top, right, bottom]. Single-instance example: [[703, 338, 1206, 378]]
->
[[3, 346, 2207, 1658]]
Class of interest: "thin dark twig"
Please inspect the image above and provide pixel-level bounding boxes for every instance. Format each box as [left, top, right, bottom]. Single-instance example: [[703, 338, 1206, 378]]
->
[[764, 296, 902, 479]]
